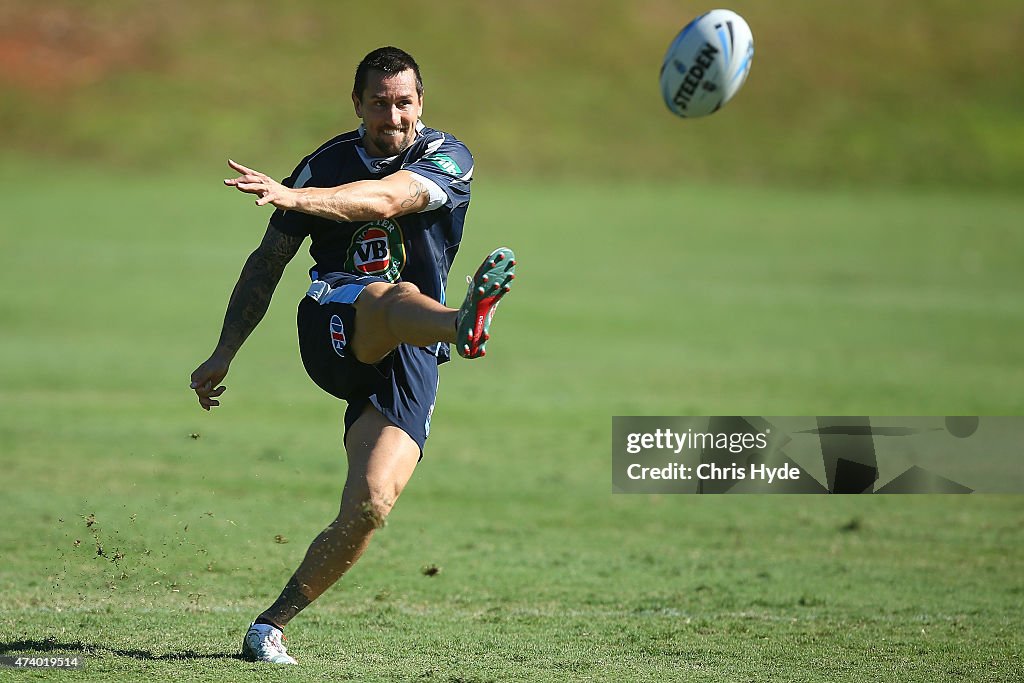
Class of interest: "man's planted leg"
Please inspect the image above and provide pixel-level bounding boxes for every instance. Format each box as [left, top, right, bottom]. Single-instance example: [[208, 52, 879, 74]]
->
[[243, 405, 419, 662]]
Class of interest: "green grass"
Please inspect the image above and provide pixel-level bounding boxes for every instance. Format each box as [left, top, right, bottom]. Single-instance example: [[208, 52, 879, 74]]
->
[[0, 168, 1022, 681]]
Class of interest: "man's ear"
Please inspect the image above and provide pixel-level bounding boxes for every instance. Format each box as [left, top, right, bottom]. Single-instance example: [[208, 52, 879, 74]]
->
[[352, 91, 363, 118]]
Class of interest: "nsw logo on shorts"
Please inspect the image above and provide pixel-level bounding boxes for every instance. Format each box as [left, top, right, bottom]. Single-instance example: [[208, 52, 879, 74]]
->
[[329, 314, 347, 357]]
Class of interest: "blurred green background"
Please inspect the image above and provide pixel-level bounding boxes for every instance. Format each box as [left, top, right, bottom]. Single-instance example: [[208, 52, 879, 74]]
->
[[1, 0, 1022, 189]]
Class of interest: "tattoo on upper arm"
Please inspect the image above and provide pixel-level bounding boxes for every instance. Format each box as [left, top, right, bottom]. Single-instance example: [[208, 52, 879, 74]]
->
[[400, 180, 429, 209], [218, 227, 304, 353]]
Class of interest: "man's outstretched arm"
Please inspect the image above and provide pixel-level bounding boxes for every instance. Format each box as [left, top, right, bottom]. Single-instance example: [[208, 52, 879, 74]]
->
[[190, 225, 304, 410], [224, 159, 433, 222]]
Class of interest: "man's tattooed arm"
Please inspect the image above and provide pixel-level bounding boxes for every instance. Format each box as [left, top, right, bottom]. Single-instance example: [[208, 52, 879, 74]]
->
[[215, 225, 304, 357], [281, 170, 432, 222]]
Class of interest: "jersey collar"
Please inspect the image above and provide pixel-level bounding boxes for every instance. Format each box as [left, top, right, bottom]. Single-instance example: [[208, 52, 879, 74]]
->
[[356, 121, 425, 173]]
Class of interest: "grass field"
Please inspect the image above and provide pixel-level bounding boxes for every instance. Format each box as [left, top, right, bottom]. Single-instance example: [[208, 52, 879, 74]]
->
[[1, 168, 1022, 681]]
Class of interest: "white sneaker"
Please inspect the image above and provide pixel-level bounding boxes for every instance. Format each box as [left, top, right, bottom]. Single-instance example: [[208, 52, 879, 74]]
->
[[241, 622, 298, 664]]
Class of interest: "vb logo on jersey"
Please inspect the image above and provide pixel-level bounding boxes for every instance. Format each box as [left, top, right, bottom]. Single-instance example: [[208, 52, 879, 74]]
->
[[328, 314, 347, 357], [344, 219, 406, 282]]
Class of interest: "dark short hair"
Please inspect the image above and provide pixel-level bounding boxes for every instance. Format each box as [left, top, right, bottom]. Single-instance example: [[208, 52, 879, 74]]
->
[[353, 46, 423, 99]]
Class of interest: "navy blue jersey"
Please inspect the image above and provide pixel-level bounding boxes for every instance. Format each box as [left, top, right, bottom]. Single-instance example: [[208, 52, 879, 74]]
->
[[270, 123, 474, 364]]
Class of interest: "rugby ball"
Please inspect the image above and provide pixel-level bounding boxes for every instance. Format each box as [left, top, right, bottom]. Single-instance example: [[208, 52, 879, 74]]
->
[[660, 9, 754, 118]]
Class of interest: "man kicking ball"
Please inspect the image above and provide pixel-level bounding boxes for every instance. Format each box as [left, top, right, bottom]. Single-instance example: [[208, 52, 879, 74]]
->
[[189, 46, 515, 664]]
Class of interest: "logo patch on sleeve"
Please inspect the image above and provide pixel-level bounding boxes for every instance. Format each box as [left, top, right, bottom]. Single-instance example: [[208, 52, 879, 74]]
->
[[425, 153, 462, 176], [329, 314, 347, 356]]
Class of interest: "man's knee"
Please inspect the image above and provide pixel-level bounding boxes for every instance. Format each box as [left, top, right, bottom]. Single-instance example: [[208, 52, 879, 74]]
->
[[350, 282, 420, 363], [358, 281, 421, 317]]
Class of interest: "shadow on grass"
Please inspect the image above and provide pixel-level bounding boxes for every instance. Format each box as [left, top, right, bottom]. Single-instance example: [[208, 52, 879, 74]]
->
[[0, 638, 244, 661]]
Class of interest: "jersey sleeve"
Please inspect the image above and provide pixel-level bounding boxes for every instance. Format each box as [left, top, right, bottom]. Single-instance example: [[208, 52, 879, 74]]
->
[[268, 156, 315, 237], [402, 136, 474, 212]]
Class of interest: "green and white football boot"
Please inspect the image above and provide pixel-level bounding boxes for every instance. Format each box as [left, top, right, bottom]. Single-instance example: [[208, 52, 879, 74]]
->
[[455, 247, 516, 359]]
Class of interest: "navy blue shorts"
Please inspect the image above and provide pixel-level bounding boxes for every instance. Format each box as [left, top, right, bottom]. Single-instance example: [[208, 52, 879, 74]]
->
[[297, 272, 440, 454]]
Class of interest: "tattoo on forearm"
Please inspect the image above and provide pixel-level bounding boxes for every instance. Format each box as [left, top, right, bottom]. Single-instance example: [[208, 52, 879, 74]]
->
[[218, 228, 303, 354], [400, 180, 428, 209]]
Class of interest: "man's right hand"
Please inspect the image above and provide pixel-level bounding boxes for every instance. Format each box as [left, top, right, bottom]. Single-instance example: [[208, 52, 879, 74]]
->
[[190, 354, 231, 411], [224, 159, 299, 210]]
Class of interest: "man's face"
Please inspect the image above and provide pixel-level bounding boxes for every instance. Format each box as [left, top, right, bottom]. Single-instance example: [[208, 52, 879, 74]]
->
[[353, 68, 423, 158]]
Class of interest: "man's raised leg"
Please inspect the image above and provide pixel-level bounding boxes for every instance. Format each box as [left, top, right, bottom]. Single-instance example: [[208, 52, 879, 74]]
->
[[352, 281, 457, 364], [349, 247, 517, 364]]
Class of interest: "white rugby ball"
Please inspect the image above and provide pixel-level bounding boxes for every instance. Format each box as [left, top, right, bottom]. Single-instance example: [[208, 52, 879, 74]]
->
[[660, 9, 754, 118]]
